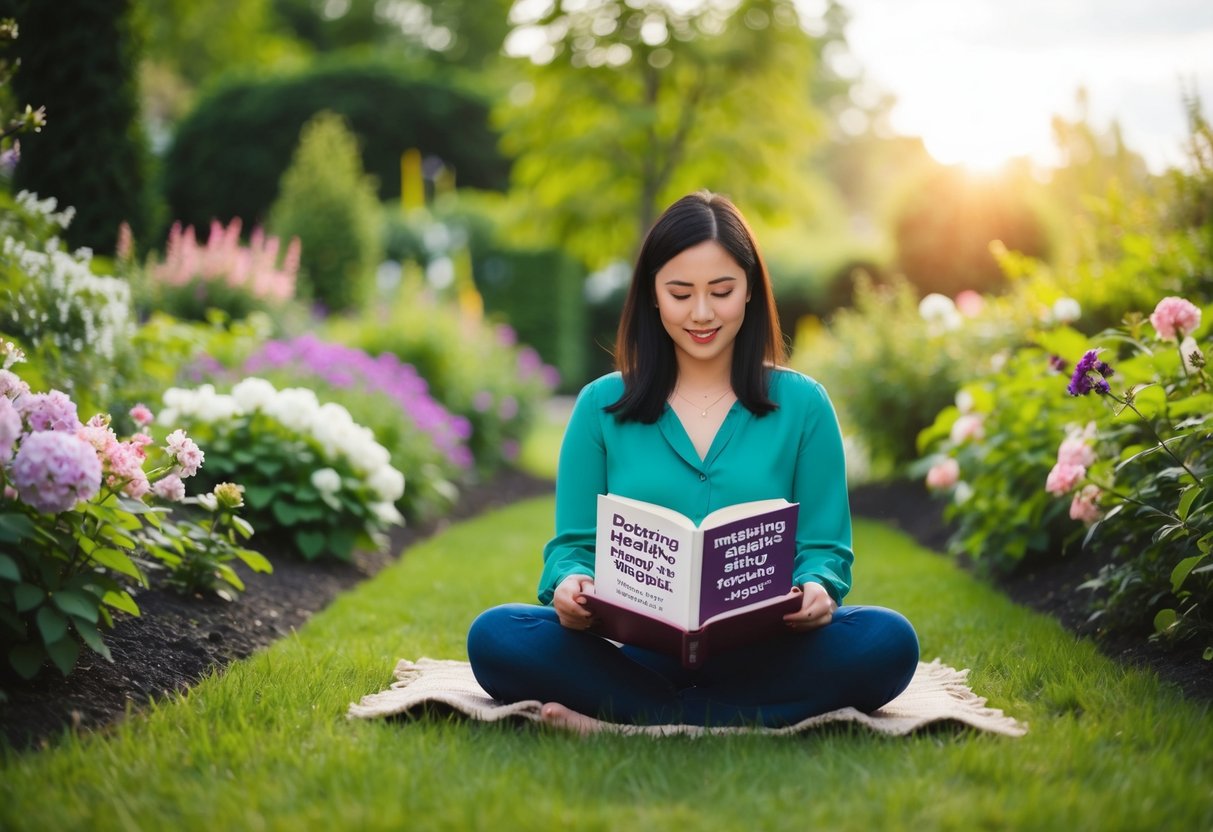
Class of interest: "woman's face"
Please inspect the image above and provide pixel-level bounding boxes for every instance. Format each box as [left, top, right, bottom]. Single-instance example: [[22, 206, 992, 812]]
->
[[654, 240, 750, 372]]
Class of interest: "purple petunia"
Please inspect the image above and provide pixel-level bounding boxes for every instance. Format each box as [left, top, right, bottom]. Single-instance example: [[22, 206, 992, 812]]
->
[[1066, 350, 1115, 397]]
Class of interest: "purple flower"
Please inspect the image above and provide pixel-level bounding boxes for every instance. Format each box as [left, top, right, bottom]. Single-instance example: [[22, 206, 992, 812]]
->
[[18, 390, 81, 432], [0, 396, 20, 462], [1048, 355, 1068, 374], [9, 431, 102, 513], [1066, 350, 1114, 397]]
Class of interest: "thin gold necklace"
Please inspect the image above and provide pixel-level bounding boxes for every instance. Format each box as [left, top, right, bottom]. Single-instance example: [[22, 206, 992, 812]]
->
[[673, 387, 733, 418]]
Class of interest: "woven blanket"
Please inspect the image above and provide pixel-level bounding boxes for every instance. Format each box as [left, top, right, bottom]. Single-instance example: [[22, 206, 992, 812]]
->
[[347, 657, 1027, 737]]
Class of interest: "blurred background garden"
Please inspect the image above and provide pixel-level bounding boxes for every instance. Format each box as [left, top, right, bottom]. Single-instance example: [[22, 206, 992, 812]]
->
[[0, 0, 1210, 718]]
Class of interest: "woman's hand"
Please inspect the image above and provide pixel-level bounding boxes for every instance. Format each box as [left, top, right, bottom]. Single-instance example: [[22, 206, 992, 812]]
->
[[783, 582, 838, 631], [553, 574, 596, 630]]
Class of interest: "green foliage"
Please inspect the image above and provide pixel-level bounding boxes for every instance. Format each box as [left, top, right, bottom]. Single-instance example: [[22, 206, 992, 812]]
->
[[497, 0, 826, 266], [268, 111, 382, 313], [158, 378, 405, 561], [0, 190, 137, 417], [2, 0, 150, 254], [915, 330, 1101, 572], [162, 60, 508, 233], [0, 369, 261, 682], [792, 274, 1017, 470], [138, 488, 271, 600], [325, 286, 557, 474]]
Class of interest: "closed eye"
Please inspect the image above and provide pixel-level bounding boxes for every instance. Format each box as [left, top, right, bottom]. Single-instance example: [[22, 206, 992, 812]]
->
[[711, 290, 733, 298]]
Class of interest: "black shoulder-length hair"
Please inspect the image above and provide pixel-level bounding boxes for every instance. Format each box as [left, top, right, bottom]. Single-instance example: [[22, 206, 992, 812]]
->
[[606, 191, 786, 423]]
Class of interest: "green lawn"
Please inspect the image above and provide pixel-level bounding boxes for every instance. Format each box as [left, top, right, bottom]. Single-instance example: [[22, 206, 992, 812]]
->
[[1, 496, 1211, 830]]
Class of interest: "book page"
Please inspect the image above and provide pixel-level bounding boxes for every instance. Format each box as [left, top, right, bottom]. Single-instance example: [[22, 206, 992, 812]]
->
[[594, 495, 696, 629], [696, 503, 798, 626]]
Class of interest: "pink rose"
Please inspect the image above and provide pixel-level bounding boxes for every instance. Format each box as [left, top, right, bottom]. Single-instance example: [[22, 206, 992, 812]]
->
[[165, 429, 205, 478], [152, 474, 186, 502], [926, 458, 960, 490], [1056, 436, 1096, 468], [1069, 485, 1102, 525], [1045, 462, 1085, 495], [1149, 297, 1202, 341], [950, 413, 985, 444], [129, 403, 154, 427]]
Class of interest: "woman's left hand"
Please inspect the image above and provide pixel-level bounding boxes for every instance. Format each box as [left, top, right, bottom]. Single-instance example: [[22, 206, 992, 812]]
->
[[783, 582, 838, 631]]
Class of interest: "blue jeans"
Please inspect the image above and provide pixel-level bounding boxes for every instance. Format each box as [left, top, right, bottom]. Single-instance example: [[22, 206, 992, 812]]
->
[[466, 604, 919, 727]]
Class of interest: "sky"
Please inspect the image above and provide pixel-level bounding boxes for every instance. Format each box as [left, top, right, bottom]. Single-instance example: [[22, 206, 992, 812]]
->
[[829, 0, 1213, 172]]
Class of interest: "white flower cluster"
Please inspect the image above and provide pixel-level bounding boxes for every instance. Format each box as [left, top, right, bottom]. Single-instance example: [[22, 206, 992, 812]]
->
[[1, 193, 133, 364], [160, 378, 405, 522]]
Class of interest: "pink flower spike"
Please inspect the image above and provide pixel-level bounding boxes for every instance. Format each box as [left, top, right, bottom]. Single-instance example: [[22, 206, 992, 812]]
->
[[1149, 297, 1202, 341], [129, 403, 154, 427]]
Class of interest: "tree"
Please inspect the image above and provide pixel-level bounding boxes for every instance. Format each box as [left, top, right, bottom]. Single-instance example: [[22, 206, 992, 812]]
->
[[2, 0, 149, 254], [497, 0, 826, 267]]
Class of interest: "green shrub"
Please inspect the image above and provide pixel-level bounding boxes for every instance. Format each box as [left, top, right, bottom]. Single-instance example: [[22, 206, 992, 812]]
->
[[0, 190, 137, 417], [269, 111, 382, 313], [325, 288, 558, 474], [161, 60, 509, 234], [158, 377, 406, 561], [792, 273, 1018, 470], [3, 0, 150, 253]]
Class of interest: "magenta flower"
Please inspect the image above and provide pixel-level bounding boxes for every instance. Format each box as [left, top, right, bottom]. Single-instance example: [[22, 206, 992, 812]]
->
[[1149, 297, 1201, 341], [1066, 350, 1114, 397], [18, 390, 81, 432], [9, 431, 102, 513]]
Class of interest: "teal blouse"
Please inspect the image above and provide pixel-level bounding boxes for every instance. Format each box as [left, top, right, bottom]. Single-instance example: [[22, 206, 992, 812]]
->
[[538, 368, 854, 605]]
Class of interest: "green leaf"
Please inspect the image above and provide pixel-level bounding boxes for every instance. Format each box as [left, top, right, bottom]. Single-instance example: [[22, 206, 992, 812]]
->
[[13, 583, 44, 612], [1199, 531, 1213, 555], [1153, 608, 1178, 634], [295, 530, 327, 560], [101, 590, 141, 617], [328, 527, 357, 561], [89, 547, 144, 581], [1177, 486, 1203, 521], [1171, 554, 1206, 593], [232, 516, 255, 539], [215, 563, 245, 592], [36, 606, 68, 643], [0, 553, 20, 582], [9, 643, 44, 679], [52, 590, 100, 623], [73, 618, 112, 662], [1204, 647, 1213, 661], [244, 484, 279, 509], [271, 500, 307, 526], [45, 636, 80, 676], [236, 548, 272, 574], [0, 512, 36, 543]]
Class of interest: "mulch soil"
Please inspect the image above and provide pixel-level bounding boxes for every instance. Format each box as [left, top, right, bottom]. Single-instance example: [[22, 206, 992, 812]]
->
[[2, 472, 1208, 752]]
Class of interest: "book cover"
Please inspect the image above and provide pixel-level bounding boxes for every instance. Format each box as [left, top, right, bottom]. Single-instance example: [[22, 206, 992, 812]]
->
[[587, 494, 800, 667]]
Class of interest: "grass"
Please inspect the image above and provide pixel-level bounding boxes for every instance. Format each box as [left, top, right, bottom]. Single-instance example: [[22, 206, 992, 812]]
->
[[1, 497, 1211, 831]]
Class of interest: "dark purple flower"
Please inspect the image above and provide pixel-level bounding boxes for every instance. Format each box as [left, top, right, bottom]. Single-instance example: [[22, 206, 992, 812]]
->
[[1067, 349, 1114, 397], [1048, 354, 1069, 373]]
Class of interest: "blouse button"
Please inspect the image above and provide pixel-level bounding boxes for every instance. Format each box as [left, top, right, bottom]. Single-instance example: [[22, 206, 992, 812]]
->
[[698, 473, 707, 482]]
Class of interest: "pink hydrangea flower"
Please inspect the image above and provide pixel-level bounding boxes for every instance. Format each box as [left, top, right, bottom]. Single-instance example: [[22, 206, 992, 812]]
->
[[18, 390, 81, 432], [1045, 462, 1085, 495], [152, 473, 186, 502], [0, 396, 20, 462], [9, 431, 102, 513], [0, 369, 30, 400], [165, 429, 204, 478], [1069, 485, 1102, 524], [129, 403, 154, 427], [105, 441, 151, 498], [950, 413, 985, 444], [926, 458, 960, 490], [1149, 297, 1202, 341], [1056, 436, 1096, 468]]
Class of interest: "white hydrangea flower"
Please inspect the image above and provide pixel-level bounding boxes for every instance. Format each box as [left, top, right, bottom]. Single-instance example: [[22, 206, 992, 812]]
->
[[310, 467, 342, 495], [1052, 297, 1082, 324], [368, 466, 406, 503], [231, 377, 278, 413], [369, 501, 404, 526], [918, 293, 962, 332]]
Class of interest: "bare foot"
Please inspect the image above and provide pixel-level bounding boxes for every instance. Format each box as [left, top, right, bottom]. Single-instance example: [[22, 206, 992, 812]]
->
[[539, 702, 607, 735]]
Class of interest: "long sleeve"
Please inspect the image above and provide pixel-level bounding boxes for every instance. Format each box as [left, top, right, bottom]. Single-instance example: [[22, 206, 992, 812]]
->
[[537, 380, 608, 604], [790, 380, 854, 603]]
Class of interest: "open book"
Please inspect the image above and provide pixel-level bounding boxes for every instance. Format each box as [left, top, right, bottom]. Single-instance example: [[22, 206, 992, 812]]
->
[[582, 493, 801, 668]]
